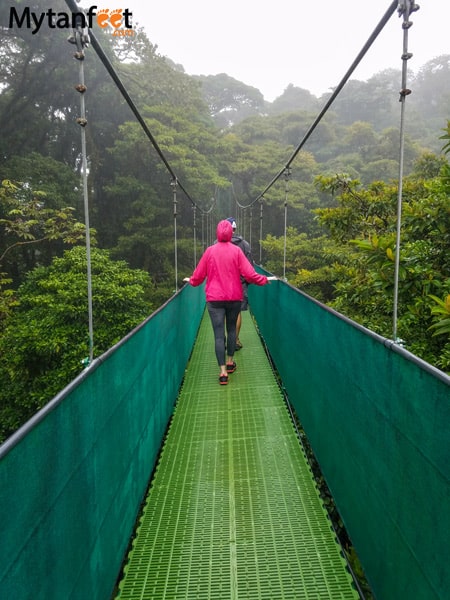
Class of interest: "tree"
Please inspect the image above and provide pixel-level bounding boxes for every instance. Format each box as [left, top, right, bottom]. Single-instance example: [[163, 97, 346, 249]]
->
[[412, 55, 450, 138], [269, 84, 320, 115], [96, 105, 229, 282], [311, 162, 450, 371], [0, 246, 153, 442], [262, 228, 337, 301], [196, 73, 266, 128], [0, 0, 82, 162], [0, 176, 88, 322]]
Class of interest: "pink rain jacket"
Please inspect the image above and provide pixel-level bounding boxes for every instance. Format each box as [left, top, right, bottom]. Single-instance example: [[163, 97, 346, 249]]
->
[[189, 220, 268, 301]]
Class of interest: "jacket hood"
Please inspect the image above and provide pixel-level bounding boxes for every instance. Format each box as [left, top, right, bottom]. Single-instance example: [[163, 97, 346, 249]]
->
[[217, 219, 233, 242]]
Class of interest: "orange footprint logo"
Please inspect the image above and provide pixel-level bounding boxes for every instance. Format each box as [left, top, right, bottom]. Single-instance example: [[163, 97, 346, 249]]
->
[[96, 9, 110, 28], [109, 9, 124, 28], [95, 8, 133, 35], [96, 8, 123, 29]]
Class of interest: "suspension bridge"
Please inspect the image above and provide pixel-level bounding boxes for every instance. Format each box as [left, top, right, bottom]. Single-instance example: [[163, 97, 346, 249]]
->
[[1, 1, 449, 599], [1, 276, 449, 599]]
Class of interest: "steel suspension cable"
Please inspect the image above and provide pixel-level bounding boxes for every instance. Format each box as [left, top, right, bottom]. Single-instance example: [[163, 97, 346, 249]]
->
[[193, 205, 197, 265], [239, 0, 400, 210], [259, 200, 264, 264], [172, 178, 179, 291], [64, 0, 213, 216], [393, 0, 420, 343], [283, 168, 291, 280], [64, 0, 218, 293], [70, 22, 94, 365]]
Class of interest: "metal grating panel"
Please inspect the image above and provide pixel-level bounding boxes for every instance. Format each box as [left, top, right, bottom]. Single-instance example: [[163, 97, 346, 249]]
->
[[115, 311, 358, 599]]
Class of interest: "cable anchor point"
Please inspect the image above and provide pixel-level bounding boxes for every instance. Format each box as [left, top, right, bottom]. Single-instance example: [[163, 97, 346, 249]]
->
[[397, 1, 420, 17], [68, 18, 90, 60]]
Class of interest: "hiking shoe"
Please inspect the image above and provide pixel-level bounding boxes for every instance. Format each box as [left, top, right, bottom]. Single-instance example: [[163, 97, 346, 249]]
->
[[219, 374, 228, 385], [226, 361, 237, 374], [235, 340, 243, 351]]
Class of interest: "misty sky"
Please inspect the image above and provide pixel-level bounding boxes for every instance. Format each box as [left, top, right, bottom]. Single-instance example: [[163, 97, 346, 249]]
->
[[80, 0, 449, 102]]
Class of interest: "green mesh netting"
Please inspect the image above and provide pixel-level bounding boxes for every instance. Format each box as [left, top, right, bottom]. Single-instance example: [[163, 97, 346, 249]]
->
[[2, 274, 449, 600], [0, 285, 205, 600], [249, 272, 450, 600]]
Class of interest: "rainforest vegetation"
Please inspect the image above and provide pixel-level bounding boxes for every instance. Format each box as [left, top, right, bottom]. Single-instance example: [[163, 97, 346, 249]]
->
[[0, 0, 449, 441]]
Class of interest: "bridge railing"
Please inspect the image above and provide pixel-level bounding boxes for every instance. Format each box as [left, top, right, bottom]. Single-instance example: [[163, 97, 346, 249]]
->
[[0, 284, 205, 600], [1, 273, 449, 600], [249, 272, 450, 600]]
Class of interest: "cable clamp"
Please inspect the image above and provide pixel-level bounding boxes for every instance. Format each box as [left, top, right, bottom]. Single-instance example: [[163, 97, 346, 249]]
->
[[401, 52, 413, 60], [397, 1, 420, 17], [76, 117, 88, 127], [68, 21, 90, 54], [398, 88, 412, 101], [75, 84, 87, 94]]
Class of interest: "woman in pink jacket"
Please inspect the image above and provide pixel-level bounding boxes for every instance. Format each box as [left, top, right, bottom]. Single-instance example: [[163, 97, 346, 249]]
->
[[184, 219, 273, 385]]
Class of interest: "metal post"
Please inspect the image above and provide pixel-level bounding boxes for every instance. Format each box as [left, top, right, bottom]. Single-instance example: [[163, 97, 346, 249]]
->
[[71, 23, 94, 365], [259, 200, 264, 265], [201, 212, 205, 251], [172, 178, 178, 291], [193, 205, 197, 266], [283, 168, 291, 281], [393, 0, 419, 342]]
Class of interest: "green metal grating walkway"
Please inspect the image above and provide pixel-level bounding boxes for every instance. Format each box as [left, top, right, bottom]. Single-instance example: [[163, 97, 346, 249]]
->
[[115, 310, 359, 600]]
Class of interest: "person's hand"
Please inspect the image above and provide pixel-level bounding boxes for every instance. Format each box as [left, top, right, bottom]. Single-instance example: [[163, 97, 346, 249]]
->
[[183, 277, 190, 283], [267, 276, 277, 281]]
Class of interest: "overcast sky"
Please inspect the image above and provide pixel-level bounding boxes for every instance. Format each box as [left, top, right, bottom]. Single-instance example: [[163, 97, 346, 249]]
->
[[81, 0, 449, 102]]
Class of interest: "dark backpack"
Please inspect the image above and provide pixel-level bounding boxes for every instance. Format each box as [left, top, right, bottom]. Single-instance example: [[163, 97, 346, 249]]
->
[[232, 235, 253, 265]]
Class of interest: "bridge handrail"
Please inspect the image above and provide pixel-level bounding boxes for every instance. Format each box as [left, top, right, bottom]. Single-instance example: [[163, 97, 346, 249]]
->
[[0, 284, 205, 599], [249, 270, 450, 600]]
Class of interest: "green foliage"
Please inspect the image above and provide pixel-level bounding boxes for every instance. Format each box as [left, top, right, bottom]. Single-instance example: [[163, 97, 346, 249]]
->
[[440, 121, 450, 154], [0, 272, 18, 330], [0, 247, 153, 442], [428, 294, 450, 337], [1, 153, 81, 209], [0, 180, 87, 262], [196, 73, 265, 128], [0, 176, 90, 323], [410, 152, 448, 180], [263, 153, 450, 373], [262, 229, 338, 301], [314, 175, 398, 242], [268, 84, 320, 116], [313, 166, 450, 370]]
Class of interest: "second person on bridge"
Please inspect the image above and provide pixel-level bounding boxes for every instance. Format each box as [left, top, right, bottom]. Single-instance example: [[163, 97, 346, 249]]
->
[[183, 219, 275, 385]]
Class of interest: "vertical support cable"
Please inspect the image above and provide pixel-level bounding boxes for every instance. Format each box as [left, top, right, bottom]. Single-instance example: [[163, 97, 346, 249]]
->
[[172, 178, 178, 291], [393, 0, 419, 342], [201, 212, 205, 251], [193, 205, 197, 266], [283, 168, 291, 280], [259, 199, 264, 265], [71, 24, 93, 365]]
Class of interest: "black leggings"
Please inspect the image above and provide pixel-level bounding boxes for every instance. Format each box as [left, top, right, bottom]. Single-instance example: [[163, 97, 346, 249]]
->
[[206, 301, 241, 366]]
